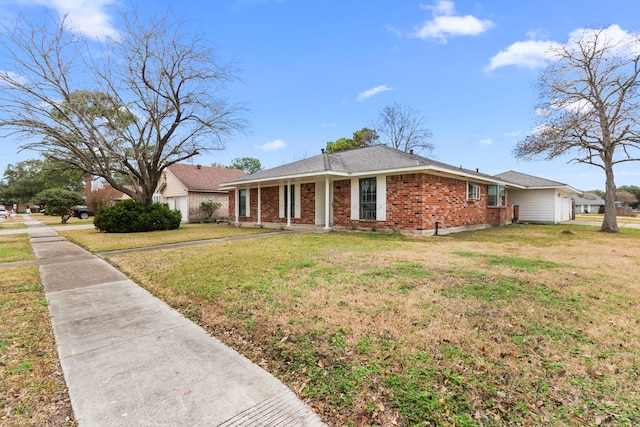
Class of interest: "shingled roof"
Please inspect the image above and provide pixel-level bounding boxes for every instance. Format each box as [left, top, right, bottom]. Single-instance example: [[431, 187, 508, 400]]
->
[[221, 145, 506, 187], [168, 164, 246, 192], [494, 170, 568, 188]]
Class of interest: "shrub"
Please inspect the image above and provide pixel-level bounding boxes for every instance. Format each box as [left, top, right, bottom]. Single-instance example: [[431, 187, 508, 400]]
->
[[93, 200, 181, 233], [33, 188, 85, 223]]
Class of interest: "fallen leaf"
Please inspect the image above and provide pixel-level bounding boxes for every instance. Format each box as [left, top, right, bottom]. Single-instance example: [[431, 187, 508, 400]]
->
[[571, 414, 589, 426]]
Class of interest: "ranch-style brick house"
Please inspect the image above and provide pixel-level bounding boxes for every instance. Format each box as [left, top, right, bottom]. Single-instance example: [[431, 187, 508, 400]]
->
[[220, 145, 528, 235]]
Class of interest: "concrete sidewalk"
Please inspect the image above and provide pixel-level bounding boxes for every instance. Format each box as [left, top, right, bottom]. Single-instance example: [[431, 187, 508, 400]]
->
[[25, 219, 325, 426]]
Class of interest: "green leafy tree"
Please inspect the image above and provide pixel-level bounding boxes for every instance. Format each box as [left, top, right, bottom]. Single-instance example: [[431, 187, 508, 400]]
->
[[33, 188, 84, 224], [514, 27, 640, 233], [325, 127, 379, 153], [0, 10, 247, 205], [0, 158, 84, 204], [229, 157, 262, 174]]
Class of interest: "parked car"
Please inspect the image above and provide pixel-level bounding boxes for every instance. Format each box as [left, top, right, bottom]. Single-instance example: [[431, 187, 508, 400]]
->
[[0, 206, 7, 219], [70, 206, 94, 220]]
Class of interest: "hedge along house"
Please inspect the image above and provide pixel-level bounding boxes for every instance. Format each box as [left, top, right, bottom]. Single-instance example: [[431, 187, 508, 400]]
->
[[493, 171, 581, 224], [220, 145, 521, 235], [156, 163, 246, 223]]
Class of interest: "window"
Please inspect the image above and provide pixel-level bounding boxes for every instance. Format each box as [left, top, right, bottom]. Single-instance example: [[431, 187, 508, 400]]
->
[[360, 178, 377, 219], [284, 184, 295, 218], [487, 185, 505, 207], [238, 189, 247, 216], [467, 182, 480, 201]]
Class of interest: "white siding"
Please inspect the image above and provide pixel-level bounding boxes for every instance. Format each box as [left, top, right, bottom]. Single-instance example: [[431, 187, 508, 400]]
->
[[160, 170, 188, 198], [509, 188, 556, 223], [510, 188, 573, 224], [176, 196, 188, 223]]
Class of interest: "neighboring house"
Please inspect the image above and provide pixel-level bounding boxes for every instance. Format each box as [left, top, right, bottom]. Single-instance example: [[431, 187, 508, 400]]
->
[[573, 195, 605, 214], [494, 171, 581, 224], [220, 145, 519, 235], [156, 164, 246, 223]]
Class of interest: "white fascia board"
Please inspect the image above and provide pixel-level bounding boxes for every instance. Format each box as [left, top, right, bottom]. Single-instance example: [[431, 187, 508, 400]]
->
[[219, 171, 351, 190], [348, 165, 525, 188], [219, 165, 528, 190]]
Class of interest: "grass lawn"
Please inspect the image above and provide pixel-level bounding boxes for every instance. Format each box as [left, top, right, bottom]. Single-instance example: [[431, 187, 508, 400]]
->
[[0, 234, 35, 263], [575, 213, 640, 225], [0, 265, 75, 426], [58, 223, 270, 253], [99, 224, 640, 426], [29, 213, 94, 226]]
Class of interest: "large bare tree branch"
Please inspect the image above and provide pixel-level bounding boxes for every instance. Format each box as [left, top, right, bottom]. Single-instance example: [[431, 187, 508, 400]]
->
[[375, 103, 434, 154], [0, 10, 248, 204], [514, 26, 640, 232]]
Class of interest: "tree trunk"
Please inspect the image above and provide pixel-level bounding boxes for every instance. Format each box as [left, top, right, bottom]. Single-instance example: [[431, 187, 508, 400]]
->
[[601, 161, 619, 233]]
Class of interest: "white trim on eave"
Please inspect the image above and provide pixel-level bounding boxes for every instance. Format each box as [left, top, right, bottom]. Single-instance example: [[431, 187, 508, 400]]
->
[[220, 165, 518, 190]]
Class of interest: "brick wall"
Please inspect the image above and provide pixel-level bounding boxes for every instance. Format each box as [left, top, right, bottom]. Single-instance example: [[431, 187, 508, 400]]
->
[[231, 184, 316, 225], [228, 173, 509, 231], [333, 173, 508, 231]]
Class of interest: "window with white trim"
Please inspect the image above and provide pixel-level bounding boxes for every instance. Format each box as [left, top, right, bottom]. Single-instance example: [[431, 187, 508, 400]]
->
[[467, 182, 480, 201], [487, 185, 505, 207], [284, 184, 295, 218], [360, 178, 377, 219], [238, 189, 247, 216]]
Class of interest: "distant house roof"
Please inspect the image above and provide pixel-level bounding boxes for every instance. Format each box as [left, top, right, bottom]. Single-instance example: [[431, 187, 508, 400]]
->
[[168, 164, 246, 192], [573, 195, 605, 205], [221, 145, 510, 188], [494, 170, 580, 193]]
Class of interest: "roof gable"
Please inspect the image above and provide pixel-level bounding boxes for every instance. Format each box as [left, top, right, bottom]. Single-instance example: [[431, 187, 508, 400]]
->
[[168, 164, 246, 192]]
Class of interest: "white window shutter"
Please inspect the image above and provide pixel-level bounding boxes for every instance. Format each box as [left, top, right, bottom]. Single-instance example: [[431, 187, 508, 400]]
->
[[376, 176, 386, 221], [350, 178, 359, 220], [279, 185, 285, 218], [294, 184, 301, 218]]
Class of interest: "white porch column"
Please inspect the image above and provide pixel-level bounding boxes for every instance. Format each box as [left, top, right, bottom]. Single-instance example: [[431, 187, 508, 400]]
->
[[286, 181, 292, 227], [257, 184, 262, 225], [324, 176, 331, 229], [234, 188, 239, 224]]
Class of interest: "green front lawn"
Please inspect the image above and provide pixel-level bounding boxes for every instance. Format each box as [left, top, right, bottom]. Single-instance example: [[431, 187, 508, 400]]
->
[[59, 223, 270, 253], [103, 225, 640, 426]]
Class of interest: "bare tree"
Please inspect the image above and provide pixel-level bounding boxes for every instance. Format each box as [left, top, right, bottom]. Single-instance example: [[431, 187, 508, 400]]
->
[[514, 26, 640, 233], [375, 103, 433, 154], [0, 10, 247, 204]]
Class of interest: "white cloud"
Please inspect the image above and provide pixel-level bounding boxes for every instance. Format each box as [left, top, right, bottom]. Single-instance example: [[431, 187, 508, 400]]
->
[[20, 0, 119, 40], [0, 70, 28, 85], [479, 138, 493, 145], [357, 85, 393, 102], [566, 24, 640, 57], [412, 0, 493, 43], [487, 24, 640, 72], [504, 131, 521, 137], [486, 40, 559, 71], [258, 139, 286, 151]]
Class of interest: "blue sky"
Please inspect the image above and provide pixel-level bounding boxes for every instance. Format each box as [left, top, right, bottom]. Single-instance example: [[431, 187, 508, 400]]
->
[[1, 0, 639, 191]]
